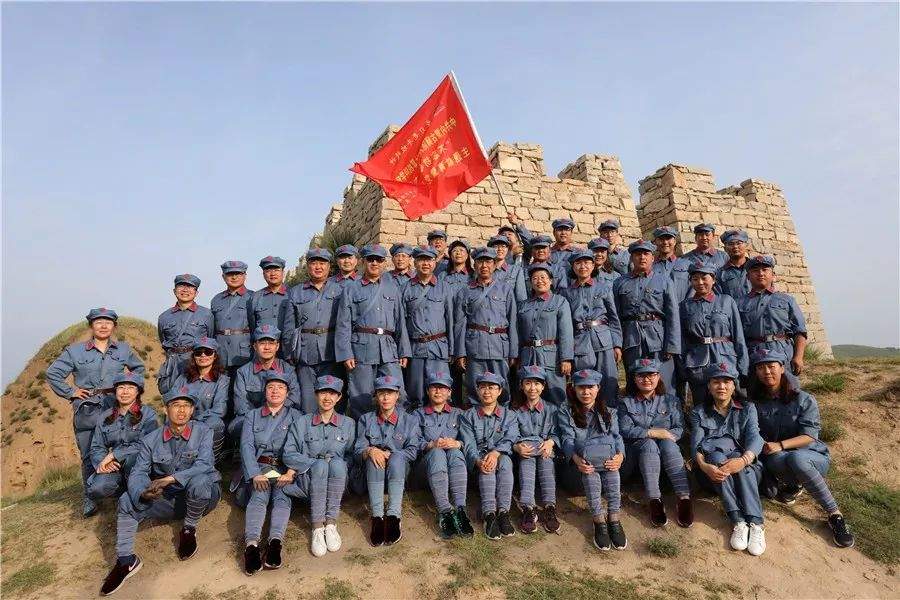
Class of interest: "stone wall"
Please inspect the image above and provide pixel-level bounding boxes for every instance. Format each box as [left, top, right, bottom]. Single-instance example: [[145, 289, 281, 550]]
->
[[637, 164, 832, 357]]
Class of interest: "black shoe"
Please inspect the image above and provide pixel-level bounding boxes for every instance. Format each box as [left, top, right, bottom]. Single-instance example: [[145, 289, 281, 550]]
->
[[244, 545, 262, 575], [370, 517, 385, 547], [384, 516, 402, 545], [608, 520, 628, 550], [263, 539, 282, 569], [776, 484, 804, 505], [177, 526, 198, 560], [439, 510, 458, 539], [540, 504, 561, 534], [592, 522, 611, 551], [497, 511, 515, 537], [100, 555, 142, 595], [519, 506, 537, 534], [676, 497, 694, 528], [828, 514, 855, 548], [649, 498, 668, 527], [483, 512, 501, 540], [454, 506, 475, 537]]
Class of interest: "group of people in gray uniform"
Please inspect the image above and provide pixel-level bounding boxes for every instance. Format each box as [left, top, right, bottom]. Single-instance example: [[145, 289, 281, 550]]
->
[[44, 215, 855, 596]]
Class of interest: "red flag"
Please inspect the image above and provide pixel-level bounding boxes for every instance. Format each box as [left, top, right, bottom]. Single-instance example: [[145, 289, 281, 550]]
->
[[350, 74, 493, 220]]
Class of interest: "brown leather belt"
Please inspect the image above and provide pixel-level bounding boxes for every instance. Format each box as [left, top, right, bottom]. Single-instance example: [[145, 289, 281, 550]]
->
[[257, 456, 283, 467], [574, 319, 608, 331], [301, 327, 333, 335], [412, 332, 447, 343], [523, 339, 556, 348], [168, 345, 193, 354], [84, 388, 112, 397], [466, 324, 508, 334], [749, 333, 789, 343], [216, 328, 250, 336], [354, 327, 395, 336], [624, 314, 661, 322], [694, 335, 732, 345]]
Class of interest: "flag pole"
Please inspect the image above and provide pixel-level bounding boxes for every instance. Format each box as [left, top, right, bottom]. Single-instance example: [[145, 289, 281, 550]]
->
[[448, 70, 512, 214]]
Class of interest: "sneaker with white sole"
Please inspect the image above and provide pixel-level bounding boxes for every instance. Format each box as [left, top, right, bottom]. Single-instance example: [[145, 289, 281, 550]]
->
[[747, 523, 766, 556], [310, 527, 327, 557], [324, 523, 342, 552], [730, 522, 750, 551]]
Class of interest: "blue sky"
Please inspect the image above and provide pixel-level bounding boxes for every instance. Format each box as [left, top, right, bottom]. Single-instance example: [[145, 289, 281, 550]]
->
[[3, 3, 898, 386]]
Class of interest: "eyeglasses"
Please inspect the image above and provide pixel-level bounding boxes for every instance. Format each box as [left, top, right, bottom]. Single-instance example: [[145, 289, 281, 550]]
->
[[365, 257, 386, 263], [635, 373, 659, 379], [192, 348, 215, 357]]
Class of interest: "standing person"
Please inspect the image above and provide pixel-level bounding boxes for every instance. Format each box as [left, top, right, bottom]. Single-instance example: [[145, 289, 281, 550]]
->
[[505, 214, 577, 269], [597, 219, 630, 275], [283, 375, 356, 557], [99, 387, 220, 596], [556, 369, 627, 551], [737, 255, 808, 375], [680, 262, 748, 400], [511, 365, 561, 534], [335, 244, 411, 419], [157, 274, 215, 394], [651, 226, 692, 301], [387, 243, 416, 291], [281, 248, 343, 415], [211, 260, 254, 374], [488, 234, 527, 303], [330, 245, 360, 289], [413, 371, 473, 539], [525, 235, 568, 291], [562, 249, 622, 405], [459, 372, 520, 540], [353, 375, 419, 547], [517, 264, 574, 405], [682, 223, 728, 270], [86, 373, 160, 506], [588, 237, 620, 285], [427, 230, 450, 274], [452, 246, 519, 406], [47, 307, 145, 517], [402, 246, 455, 411], [247, 256, 289, 335], [498, 224, 524, 266], [171, 338, 229, 460], [440, 239, 474, 406], [237, 372, 298, 575], [617, 359, 693, 528], [230, 324, 300, 440], [747, 348, 854, 548], [613, 240, 681, 393], [715, 230, 752, 301], [690, 361, 766, 556]]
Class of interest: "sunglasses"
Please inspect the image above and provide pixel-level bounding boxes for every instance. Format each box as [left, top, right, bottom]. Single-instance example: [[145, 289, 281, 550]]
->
[[192, 348, 216, 357], [365, 257, 386, 263]]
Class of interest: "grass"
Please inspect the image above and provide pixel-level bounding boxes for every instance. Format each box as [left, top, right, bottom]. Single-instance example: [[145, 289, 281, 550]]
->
[[687, 575, 742, 600], [35, 464, 82, 498], [342, 548, 375, 567], [504, 562, 654, 600], [181, 587, 216, 600], [828, 468, 900, 565], [0, 562, 57, 596], [806, 373, 847, 394], [647, 536, 680, 558], [819, 404, 847, 443], [803, 346, 824, 363], [316, 578, 359, 600]]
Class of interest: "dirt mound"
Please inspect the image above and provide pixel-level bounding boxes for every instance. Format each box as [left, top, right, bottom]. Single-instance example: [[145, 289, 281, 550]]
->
[[0, 318, 163, 498]]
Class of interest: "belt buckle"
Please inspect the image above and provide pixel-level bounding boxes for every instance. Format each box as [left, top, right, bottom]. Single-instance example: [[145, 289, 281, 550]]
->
[[486, 326, 496, 334], [764, 334, 775, 342], [377, 327, 385, 335], [532, 339, 544, 347], [702, 336, 713, 344]]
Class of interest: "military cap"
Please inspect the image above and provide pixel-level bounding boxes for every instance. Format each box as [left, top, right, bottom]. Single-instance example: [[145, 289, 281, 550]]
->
[[688, 261, 717, 276], [361, 244, 389, 259], [253, 323, 281, 341], [552, 217, 575, 230], [747, 255, 776, 270], [412, 246, 438, 260], [259, 256, 286, 269], [315, 374, 344, 393], [704, 360, 739, 381], [720, 229, 749, 244], [487, 235, 511, 247], [475, 371, 505, 387], [498, 225, 517, 235], [518, 364, 547, 382], [426, 229, 448, 241], [471, 246, 498, 261], [220, 260, 248, 274], [425, 371, 453, 389], [448, 239, 471, 253], [568, 248, 595, 264], [587, 237, 610, 251], [693, 223, 716, 234], [527, 263, 554, 278], [374, 375, 401, 391], [653, 226, 678, 240], [335, 244, 359, 257], [164, 385, 197, 405], [112, 372, 144, 391], [262, 371, 291, 387], [631, 358, 661, 374], [174, 273, 201, 288], [193, 336, 218, 352], [306, 248, 333, 262], [529, 235, 553, 249], [627, 239, 656, 253], [86, 307, 118, 323], [573, 369, 603, 386], [749, 347, 787, 367], [390, 243, 414, 256], [597, 218, 620, 232]]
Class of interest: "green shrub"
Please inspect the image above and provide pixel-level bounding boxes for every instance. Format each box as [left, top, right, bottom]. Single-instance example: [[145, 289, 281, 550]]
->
[[804, 346, 824, 363], [820, 405, 847, 443], [27, 388, 41, 399], [829, 469, 900, 564], [806, 373, 846, 394], [647, 536, 680, 558]]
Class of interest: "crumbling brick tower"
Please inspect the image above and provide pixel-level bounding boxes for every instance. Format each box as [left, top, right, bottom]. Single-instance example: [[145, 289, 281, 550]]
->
[[637, 164, 832, 357]]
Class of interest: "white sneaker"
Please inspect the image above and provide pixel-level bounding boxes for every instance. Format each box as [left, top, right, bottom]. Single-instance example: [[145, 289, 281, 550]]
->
[[730, 522, 750, 551], [747, 523, 766, 556], [311, 527, 327, 557], [324, 523, 342, 552]]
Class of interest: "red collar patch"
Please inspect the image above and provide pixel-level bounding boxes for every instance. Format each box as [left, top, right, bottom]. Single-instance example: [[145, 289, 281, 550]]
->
[[162, 423, 192, 442]]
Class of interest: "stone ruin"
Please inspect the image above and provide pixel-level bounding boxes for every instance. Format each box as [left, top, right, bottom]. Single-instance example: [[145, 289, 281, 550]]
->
[[295, 126, 832, 357]]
